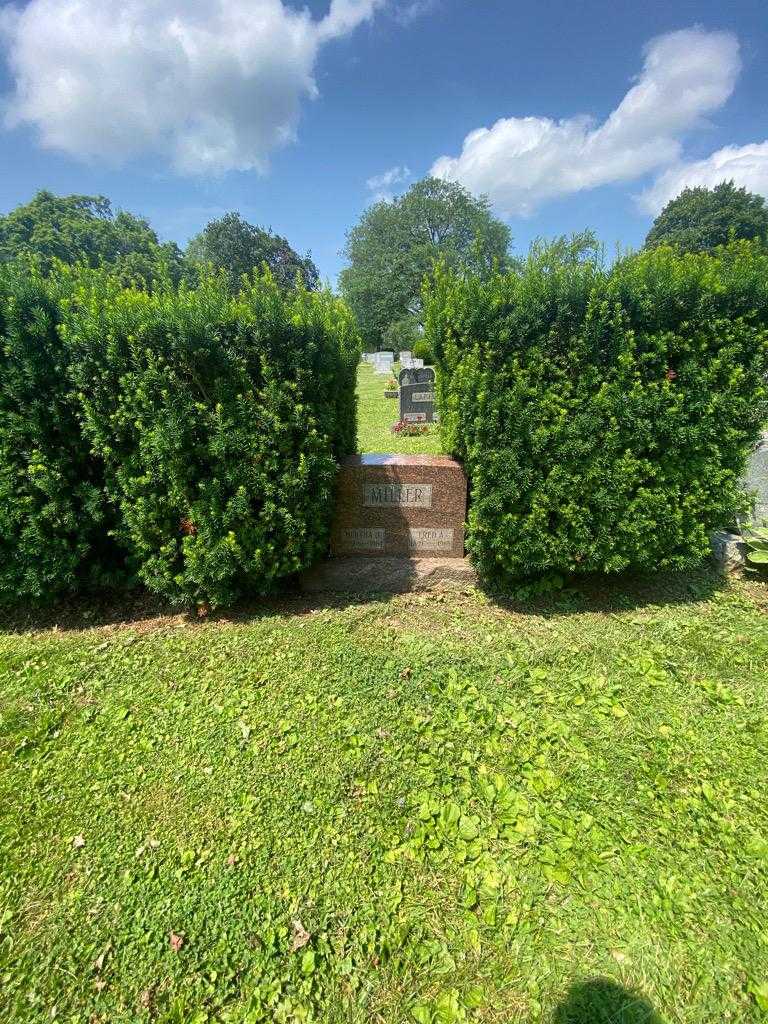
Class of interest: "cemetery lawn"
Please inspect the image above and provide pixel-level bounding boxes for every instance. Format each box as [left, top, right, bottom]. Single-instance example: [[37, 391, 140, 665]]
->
[[357, 362, 443, 455], [2, 571, 768, 1023]]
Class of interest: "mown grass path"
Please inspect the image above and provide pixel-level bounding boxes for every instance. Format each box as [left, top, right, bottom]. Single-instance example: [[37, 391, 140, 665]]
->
[[2, 571, 768, 1022], [356, 362, 442, 455]]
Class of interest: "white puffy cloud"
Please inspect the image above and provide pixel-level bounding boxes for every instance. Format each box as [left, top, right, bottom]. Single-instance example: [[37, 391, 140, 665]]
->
[[365, 163, 410, 203], [317, 0, 384, 42], [366, 164, 411, 191], [638, 141, 768, 213], [0, 0, 384, 174], [432, 28, 741, 216]]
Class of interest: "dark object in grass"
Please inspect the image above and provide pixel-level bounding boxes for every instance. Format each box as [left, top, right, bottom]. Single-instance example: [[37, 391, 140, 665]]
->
[[553, 978, 666, 1023]]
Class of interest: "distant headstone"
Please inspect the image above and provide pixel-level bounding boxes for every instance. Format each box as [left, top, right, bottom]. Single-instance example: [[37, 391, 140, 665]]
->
[[745, 433, 768, 522], [398, 365, 435, 388], [374, 352, 393, 375], [399, 350, 412, 362], [411, 358, 424, 369], [400, 381, 436, 424]]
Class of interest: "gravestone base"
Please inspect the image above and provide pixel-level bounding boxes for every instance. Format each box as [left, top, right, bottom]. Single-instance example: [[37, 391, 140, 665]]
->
[[301, 556, 479, 593]]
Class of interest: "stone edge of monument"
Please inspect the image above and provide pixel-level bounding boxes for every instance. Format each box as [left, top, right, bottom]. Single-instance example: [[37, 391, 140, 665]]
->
[[343, 453, 459, 467], [301, 556, 479, 594], [710, 530, 747, 573]]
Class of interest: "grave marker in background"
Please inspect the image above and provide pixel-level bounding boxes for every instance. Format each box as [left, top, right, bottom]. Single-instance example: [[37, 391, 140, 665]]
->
[[400, 382, 436, 423], [399, 366, 435, 388]]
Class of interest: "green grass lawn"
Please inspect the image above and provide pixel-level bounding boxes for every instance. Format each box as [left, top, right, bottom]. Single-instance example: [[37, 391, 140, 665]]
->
[[2, 571, 768, 1023], [356, 362, 442, 455]]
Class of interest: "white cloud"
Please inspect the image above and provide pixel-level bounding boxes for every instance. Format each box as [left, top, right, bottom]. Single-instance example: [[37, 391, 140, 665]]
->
[[317, 0, 384, 42], [366, 164, 411, 191], [0, 0, 385, 174], [432, 27, 741, 216], [394, 0, 438, 26], [638, 141, 768, 213]]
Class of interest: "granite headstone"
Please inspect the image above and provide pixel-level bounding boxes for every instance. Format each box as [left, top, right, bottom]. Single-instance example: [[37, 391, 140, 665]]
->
[[330, 454, 466, 557], [745, 432, 768, 522], [400, 378, 436, 424]]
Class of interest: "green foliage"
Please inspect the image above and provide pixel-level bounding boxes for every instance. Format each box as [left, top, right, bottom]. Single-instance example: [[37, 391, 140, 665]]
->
[[412, 337, 434, 364], [645, 181, 768, 253], [60, 268, 358, 607], [382, 315, 420, 355], [0, 262, 121, 605], [0, 191, 185, 284], [187, 212, 319, 291], [743, 524, 768, 569], [340, 177, 510, 348], [424, 239, 768, 584]]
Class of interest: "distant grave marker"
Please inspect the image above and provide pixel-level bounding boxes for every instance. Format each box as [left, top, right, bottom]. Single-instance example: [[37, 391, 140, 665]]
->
[[398, 366, 435, 387], [398, 366, 436, 423]]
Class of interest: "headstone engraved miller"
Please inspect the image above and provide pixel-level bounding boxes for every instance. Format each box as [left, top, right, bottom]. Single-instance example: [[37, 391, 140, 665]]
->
[[330, 454, 466, 557]]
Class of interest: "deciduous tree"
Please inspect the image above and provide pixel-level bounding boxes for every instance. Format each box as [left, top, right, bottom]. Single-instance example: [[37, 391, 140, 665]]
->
[[340, 177, 510, 347]]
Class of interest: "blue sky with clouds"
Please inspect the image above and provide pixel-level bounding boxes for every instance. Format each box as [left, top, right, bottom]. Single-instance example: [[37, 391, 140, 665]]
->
[[1, 0, 766, 282]]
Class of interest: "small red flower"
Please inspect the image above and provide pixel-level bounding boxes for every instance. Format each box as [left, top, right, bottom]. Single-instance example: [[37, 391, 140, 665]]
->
[[180, 517, 197, 536]]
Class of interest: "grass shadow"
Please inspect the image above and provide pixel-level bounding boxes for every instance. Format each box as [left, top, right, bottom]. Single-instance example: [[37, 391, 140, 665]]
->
[[0, 563, 752, 637], [480, 565, 731, 620], [552, 978, 667, 1023]]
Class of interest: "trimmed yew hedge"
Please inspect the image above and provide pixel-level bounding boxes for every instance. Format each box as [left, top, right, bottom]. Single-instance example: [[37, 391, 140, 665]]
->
[[0, 264, 121, 604], [424, 240, 768, 585], [0, 265, 360, 608]]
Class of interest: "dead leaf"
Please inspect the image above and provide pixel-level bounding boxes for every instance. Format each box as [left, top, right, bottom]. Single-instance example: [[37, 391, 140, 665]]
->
[[400, 667, 412, 679], [290, 919, 311, 952], [138, 987, 154, 1010], [72, 834, 86, 849], [226, 853, 237, 867], [93, 943, 112, 973], [169, 932, 184, 953], [94, 979, 107, 993]]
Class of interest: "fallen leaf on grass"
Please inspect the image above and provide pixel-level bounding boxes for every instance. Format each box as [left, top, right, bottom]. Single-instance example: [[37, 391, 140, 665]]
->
[[291, 919, 311, 951], [72, 835, 85, 849], [92, 943, 112, 973], [139, 987, 154, 1010], [169, 932, 184, 953]]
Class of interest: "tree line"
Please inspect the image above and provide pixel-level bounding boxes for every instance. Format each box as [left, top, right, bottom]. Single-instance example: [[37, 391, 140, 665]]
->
[[2, 179, 767, 355]]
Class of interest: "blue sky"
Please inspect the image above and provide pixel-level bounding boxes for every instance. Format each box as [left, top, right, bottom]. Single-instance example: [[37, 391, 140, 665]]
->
[[1, 0, 766, 283]]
